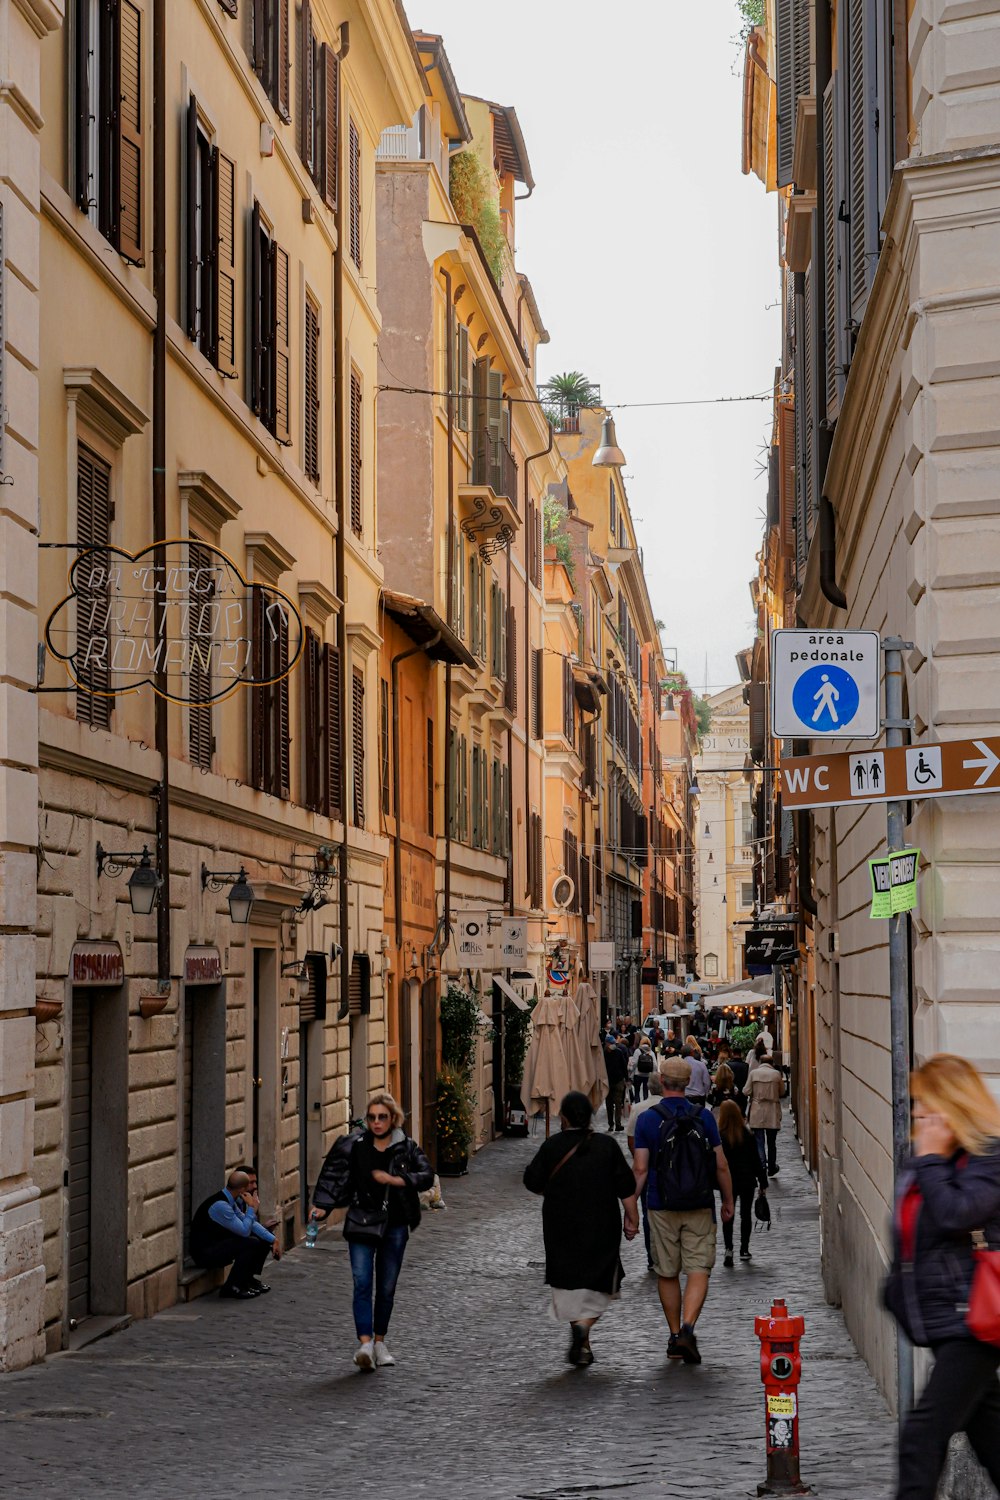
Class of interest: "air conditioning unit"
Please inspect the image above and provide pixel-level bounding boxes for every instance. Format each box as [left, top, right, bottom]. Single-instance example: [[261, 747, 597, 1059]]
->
[[551, 875, 575, 910]]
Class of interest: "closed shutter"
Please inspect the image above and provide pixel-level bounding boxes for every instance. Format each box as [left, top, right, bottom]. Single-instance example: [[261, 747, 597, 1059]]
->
[[299, 952, 326, 1024], [822, 78, 841, 421], [459, 736, 468, 843], [348, 954, 371, 1016], [251, 0, 265, 73], [324, 642, 342, 817], [471, 745, 481, 848], [323, 45, 339, 210], [188, 538, 214, 770], [380, 677, 390, 817], [594, 828, 603, 897], [803, 262, 816, 547], [532, 646, 544, 740], [276, 603, 291, 798], [277, 0, 291, 121], [75, 0, 92, 212], [348, 117, 361, 269], [304, 298, 320, 481], [501, 765, 510, 858], [778, 403, 796, 553], [76, 445, 113, 728], [352, 666, 365, 827], [116, 0, 144, 264], [456, 323, 470, 431], [350, 369, 363, 535], [273, 243, 291, 444], [298, 0, 314, 172], [847, 0, 881, 332], [213, 150, 238, 378], [250, 587, 265, 789], [426, 717, 434, 835], [505, 606, 517, 713], [563, 658, 573, 742], [250, 201, 264, 417], [447, 728, 457, 837], [186, 96, 200, 341], [303, 627, 320, 809], [793, 276, 810, 576], [775, 0, 794, 187]]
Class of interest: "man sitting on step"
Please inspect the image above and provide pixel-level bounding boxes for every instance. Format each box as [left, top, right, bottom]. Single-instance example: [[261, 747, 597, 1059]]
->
[[189, 1169, 281, 1300]]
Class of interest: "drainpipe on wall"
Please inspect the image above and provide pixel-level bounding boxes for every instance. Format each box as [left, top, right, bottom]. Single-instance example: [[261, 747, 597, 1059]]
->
[[152, 0, 170, 992], [391, 634, 440, 949], [439, 266, 455, 950], [333, 22, 352, 1019]]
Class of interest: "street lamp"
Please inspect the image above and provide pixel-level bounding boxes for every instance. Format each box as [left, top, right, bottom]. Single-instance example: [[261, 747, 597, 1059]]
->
[[281, 959, 311, 998], [201, 863, 255, 925], [96, 843, 162, 917], [592, 415, 627, 468]]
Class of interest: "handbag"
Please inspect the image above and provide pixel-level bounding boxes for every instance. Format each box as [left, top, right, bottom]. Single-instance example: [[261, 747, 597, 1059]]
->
[[754, 1192, 771, 1229], [545, 1139, 583, 1190], [343, 1194, 389, 1243], [967, 1231, 1000, 1346]]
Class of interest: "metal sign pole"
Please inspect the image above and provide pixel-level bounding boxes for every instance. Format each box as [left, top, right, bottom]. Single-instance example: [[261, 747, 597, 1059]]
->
[[883, 636, 914, 1427]]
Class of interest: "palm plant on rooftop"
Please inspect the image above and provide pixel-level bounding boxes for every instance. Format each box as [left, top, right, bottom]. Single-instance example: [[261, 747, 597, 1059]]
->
[[540, 371, 600, 431]]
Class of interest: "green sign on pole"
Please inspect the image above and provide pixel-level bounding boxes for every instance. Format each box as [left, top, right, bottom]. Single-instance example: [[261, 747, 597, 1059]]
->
[[869, 848, 921, 920]]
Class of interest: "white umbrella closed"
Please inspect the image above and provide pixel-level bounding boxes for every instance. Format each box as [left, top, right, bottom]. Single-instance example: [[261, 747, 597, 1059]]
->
[[572, 982, 608, 1113], [520, 993, 574, 1120]]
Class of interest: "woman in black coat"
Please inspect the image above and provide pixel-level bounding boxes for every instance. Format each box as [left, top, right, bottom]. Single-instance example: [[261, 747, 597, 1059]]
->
[[717, 1100, 767, 1265], [310, 1091, 433, 1373], [883, 1055, 1000, 1500], [524, 1091, 639, 1367]]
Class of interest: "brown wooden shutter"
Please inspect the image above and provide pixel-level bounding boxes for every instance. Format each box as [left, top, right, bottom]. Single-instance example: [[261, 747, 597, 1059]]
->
[[323, 46, 339, 210], [276, 604, 291, 798], [303, 627, 320, 809], [778, 402, 796, 554], [250, 201, 263, 415], [186, 96, 199, 340], [212, 150, 238, 378], [380, 677, 390, 817], [352, 666, 365, 827], [324, 643, 342, 817], [304, 298, 320, 481], [775, 0, 794, 187], [277, 0, 291, 120], [188, 539, 214, 769], [426, 718, 434, 835], [348, 954, 371, 1017], [298, 952, 325, 1024], [218, 0, 238, 15], [273, 242, 291, 444], [822, 78, 840, 422], [847, 0, 877, 330], [115, 0, 144, 264], [349, 369, 363, 535], [532, 646, 544, 740], [250, 586, 265, 789], [298, 0, 314, 171], [471, 745, 480, 848], [76, 446, 113, 728], [505, 606, 517, 713], [75, 0, 92, 212], [348, 117, 361, 269], [251, 0, 265, 77]]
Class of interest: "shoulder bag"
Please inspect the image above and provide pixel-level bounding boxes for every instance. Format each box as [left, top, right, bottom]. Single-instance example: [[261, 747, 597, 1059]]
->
[[545, 1138, 583, 1191], [343, 1139, 391, 1243], [967, 1230, 1000, 1346]]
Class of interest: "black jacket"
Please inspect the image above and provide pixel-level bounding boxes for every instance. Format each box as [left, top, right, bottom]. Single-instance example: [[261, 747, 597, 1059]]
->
[[721, 1127, 768, 1196], [604, 1046, 628, 1087], [883, 1146, 1000, 1346], [524, 1130, 635, 1294], [313, 1128, 434, 1232]]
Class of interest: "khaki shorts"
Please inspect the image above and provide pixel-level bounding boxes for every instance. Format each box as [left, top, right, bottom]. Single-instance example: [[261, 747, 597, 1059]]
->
[[648, 1208, 717, 1278]]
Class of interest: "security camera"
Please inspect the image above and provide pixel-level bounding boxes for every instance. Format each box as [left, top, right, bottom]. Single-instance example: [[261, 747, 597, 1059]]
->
[[329, 941, 343, 966]]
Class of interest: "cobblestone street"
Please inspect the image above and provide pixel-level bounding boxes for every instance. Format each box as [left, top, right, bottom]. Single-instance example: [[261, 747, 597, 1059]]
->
[[1, 1121, 895, 1499]]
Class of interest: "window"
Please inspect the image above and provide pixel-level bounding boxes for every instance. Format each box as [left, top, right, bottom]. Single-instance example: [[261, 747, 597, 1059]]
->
[[349, 368, 363, 535], [448, 730, 469, 843], [73, 0, 144, 263], [302, 628, 342, 817], [491, 760, 510, 858], [348, 117, 361, 269], [471, 744, 489, 851], [741, 802, 754, 846], [249, 204, 291, 443], [450, 529, 465, 637], [504, 605, 517, 714], [351, 666, 365, 827], [185, 99, 238, 376], [490, 580, 507, 682], [426, 718, 434, 835], [469, 554, 486, 661], [380, 677, 390, 818], [527, 810, 543, 908], [562, 656, 574, 745], [188, 538, 215, 769], [454, 321, 470, 432], [75, 444, 114, 727], [297, 6, 339, 209], [741, 881, 754, 909], [304, 296, 320, 482], [532, 647, 544, 740], [250, 0, 290, 121], [249, 585, 291, 799], [609, 477, 617, 541]]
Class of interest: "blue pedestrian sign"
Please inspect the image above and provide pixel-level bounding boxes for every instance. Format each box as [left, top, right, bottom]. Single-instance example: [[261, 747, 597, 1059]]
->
[[771, 630, 881, 739]]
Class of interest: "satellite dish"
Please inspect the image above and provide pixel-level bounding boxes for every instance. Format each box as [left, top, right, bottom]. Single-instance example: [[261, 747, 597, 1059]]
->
[[551, 875, 575, 910]]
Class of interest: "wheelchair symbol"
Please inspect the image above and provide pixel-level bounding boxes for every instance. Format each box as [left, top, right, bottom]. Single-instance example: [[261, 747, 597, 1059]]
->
[[904, 745, 942, 794], [912, 753, 935, 785]]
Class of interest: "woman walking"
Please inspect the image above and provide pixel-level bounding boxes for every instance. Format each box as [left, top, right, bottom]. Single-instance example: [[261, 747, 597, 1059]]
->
[[718, 1100, 768, 1265], [310, 1091, 433, 1371], [883, 1054, 1000, 1500], [524, 1091, 639, 1367], [710, 1063, 747, 1117]]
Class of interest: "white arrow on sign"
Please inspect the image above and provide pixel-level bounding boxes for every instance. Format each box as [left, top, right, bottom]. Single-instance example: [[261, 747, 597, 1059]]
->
[[963, 740, 1000, 787]]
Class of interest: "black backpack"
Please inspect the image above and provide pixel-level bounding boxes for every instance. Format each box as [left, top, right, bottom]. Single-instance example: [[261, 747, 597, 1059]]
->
[[654, 1102, 717, 1210], [636, 1049, 654, 1075]]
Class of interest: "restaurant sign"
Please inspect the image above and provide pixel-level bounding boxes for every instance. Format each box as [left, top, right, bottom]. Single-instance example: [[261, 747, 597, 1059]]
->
[[70, 942, 124, 987], [184, 947, 223, 985]]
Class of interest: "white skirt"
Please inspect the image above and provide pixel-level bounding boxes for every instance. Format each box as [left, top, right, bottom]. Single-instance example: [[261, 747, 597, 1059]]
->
[[549, 1287, 617, 1322]]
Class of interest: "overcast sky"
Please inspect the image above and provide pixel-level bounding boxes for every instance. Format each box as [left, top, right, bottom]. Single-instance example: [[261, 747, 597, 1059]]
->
[[413, 0, 780, 694]]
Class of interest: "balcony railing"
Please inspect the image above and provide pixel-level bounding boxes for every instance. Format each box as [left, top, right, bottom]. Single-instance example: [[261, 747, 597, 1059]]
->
[[377, 123, 421, 162], [472, 430, 517, 505]]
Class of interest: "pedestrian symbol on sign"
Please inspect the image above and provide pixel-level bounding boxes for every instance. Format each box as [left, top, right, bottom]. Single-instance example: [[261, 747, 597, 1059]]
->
[[791, 663, 861, 733]]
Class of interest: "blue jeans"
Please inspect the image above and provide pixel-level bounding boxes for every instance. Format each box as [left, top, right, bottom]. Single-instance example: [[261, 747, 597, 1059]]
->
[[754, 1127, 778, 1174], [348, 1225, 409, 1338]]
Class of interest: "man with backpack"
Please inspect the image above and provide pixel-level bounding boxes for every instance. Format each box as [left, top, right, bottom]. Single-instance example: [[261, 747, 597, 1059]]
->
[[629, 1038, 656, 1102], [632, 1056, 735, 1365]]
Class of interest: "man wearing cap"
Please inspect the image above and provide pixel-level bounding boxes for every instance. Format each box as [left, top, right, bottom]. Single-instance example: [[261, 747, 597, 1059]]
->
[[631, 1056, 734, 1365]]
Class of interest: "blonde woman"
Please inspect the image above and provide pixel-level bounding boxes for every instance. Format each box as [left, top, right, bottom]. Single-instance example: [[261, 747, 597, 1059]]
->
[[311, 1091, 433, 1371], [883, 1055, 1000, 1500]]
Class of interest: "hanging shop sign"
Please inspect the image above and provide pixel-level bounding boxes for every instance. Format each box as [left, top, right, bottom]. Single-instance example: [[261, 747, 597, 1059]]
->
[[589, 941, 616, 972], [744, 928, 797, 974], [869, 849, 921, 920], [455, 912, 491, 969], [184, 947, 222, 985], [43, 539, 303, 705], [70, 942, 124, 987], [498, 918, 528, 967]]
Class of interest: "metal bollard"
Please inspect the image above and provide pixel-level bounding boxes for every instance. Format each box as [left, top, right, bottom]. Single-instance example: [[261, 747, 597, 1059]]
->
[[754, 1297, 813, 1496]]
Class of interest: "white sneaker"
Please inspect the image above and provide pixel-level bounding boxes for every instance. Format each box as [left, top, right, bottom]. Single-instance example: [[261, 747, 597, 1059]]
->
[[374, 1342, 396, 1367], [353, 1342, 376, 1370]]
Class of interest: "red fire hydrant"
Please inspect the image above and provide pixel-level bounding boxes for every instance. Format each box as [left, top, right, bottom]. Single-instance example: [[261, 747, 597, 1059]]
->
[[754, 1298, 812, 1496]]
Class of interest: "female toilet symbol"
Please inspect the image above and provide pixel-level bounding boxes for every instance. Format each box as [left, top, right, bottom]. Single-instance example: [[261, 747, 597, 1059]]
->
[[811, 673, 840, 724]]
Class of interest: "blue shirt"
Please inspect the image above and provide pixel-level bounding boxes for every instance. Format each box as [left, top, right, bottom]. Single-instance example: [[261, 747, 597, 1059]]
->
[[634, 1097, 721, 1212], [207, 1187, 276, 1245]]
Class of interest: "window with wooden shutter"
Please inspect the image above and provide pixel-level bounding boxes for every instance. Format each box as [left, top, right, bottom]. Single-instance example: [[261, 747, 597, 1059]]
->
[[323, 46, 339, 210], [298, 0, 315, 175], [426, 717, 434, 835], [380, 677, 390, 818], [302, 627, 321, 809], [778, 402, 796, 554], [76, 444, 113, 728], [299, 952, 326, 1024], [249, 212, 290, 441], [352, 666, 365, 827], [471, 744, 481, 848], [793, 274, 811, 576], [273, 244, 291, 445], [251, 0, 289, 118], [563, 657, 574, 744], [304, 296, 320, 482], [803, 262, 817, 546], [822, 78, 842, 422], [249, 585, 291, 798], [324, 642, 342, 817], [532, 646, 544, 740], [348, 117, 361, 269], [456, 323, 471, 431], [188, 538, 215, 769], [214, 150, 238, 378], [348, 954, 371, 1017], [504, 606, 517, 714], [350, 368, 363, 536], [458, 735, 469, 844], [74, 0, 144, 263], [447, 727, 457, 838]]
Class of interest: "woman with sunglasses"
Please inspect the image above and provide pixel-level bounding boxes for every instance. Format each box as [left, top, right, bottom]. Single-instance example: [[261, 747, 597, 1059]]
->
[[310, 1091, 433, 1370]]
